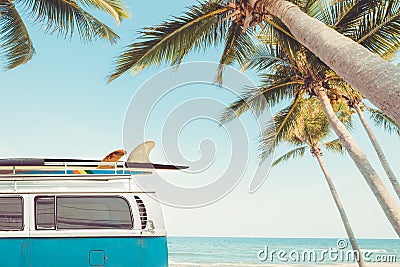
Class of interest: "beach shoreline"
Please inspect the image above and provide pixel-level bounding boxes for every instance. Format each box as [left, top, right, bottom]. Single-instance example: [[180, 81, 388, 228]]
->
[[169, 264, 400, 267], [168, 237, 399, 267]]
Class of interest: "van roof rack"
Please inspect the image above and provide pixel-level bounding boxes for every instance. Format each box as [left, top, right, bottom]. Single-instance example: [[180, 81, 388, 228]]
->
[[0, 158, 188, 191], [0, 158, 188, 168], [0, 158, 188, 177]]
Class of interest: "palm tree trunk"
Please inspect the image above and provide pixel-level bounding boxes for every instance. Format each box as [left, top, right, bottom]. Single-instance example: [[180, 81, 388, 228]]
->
[[355, 105, 400, 199], [315, 153, 366, 267], [257, 0, 400, 124], [315, 87, 400, 236]]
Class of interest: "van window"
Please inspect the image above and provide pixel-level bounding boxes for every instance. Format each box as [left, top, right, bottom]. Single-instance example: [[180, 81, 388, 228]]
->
[[57, 196, 133, 229], [0, 196, 23, 231], [36, 196, 55, 229], [134, 196, 147, 230], [35, 196, 133, 230]]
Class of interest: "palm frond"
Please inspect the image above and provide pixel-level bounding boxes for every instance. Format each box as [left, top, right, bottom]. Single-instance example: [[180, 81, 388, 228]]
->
[[272, 146, 307, 166], [298, 98, 331, 142], [260, 92, 304, 159], [220, 97, 249, 123], [0, 0, 34, 69], [255, 77, 300, 107], [333, 100, 353, 129], [108, 1, 228, 82], [295, 0, 320, 13], [322, 139, 345, 154], [216, 22, 255, 84], [308, 0, 336, 27], [329, 0, 381, 30], [306, 0, 399, 58], [260, 17, 295, 41], [366, 105, 400, 136], [241, 44, 297, 72], [18, 0, 119, 43], [261, 97, 343, 160], [75, 0, 129, 25], [219, 78, 301, 124], [351, 0, 400, 57]]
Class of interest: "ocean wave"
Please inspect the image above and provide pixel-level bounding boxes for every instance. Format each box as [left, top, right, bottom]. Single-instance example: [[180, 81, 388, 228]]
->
[[169, 251, 223, 256], [361, 249, 387, 253], [169, 263, 276, 267]]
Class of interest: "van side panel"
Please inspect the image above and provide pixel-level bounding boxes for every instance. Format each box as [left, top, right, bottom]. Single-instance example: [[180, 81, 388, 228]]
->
[[141, 237, 168, 267], [29, 236, 167, 267], [0, 239, 30, 267]]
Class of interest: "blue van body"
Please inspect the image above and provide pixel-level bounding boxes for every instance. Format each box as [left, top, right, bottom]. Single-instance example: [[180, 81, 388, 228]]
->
[[0, 237, 168, 267]]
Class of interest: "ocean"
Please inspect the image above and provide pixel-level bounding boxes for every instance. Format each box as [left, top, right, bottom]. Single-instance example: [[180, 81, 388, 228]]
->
[[168, 237, 400, 266]]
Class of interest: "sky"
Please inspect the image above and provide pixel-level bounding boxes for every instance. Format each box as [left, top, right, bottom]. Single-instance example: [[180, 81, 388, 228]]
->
[[1, 1, 400, 239]]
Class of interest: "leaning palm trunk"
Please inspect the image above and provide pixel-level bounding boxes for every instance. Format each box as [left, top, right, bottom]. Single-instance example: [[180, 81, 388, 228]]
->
[[315, 87, 400, 236], [354, 105, 400, 199], [255, 0, 400, 124], [315, 153, 366, 267]]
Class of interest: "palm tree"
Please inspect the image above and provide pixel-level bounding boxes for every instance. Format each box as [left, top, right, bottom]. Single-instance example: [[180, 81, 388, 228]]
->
[[222, 41, 400, 235], [0, 0, 129, 69], [108, 0, 400, 234], [270, 98, 366, 267], [108, 0, 400, 124], [348, 99, 400, 199], [313, 74, 400, 237]]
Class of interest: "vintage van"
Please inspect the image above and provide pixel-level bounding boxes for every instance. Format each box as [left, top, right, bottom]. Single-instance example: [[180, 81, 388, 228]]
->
[[0, 155, 183, 267]]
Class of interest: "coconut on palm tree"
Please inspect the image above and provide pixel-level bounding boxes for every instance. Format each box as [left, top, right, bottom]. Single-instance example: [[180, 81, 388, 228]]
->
[[269, 98, 366, 267], [0, 0, 129, 69], [108, 0, 400, 124]]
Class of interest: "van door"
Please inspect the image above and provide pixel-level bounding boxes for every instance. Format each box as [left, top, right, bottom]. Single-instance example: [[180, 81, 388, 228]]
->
[[30, 195, 141, 267]]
